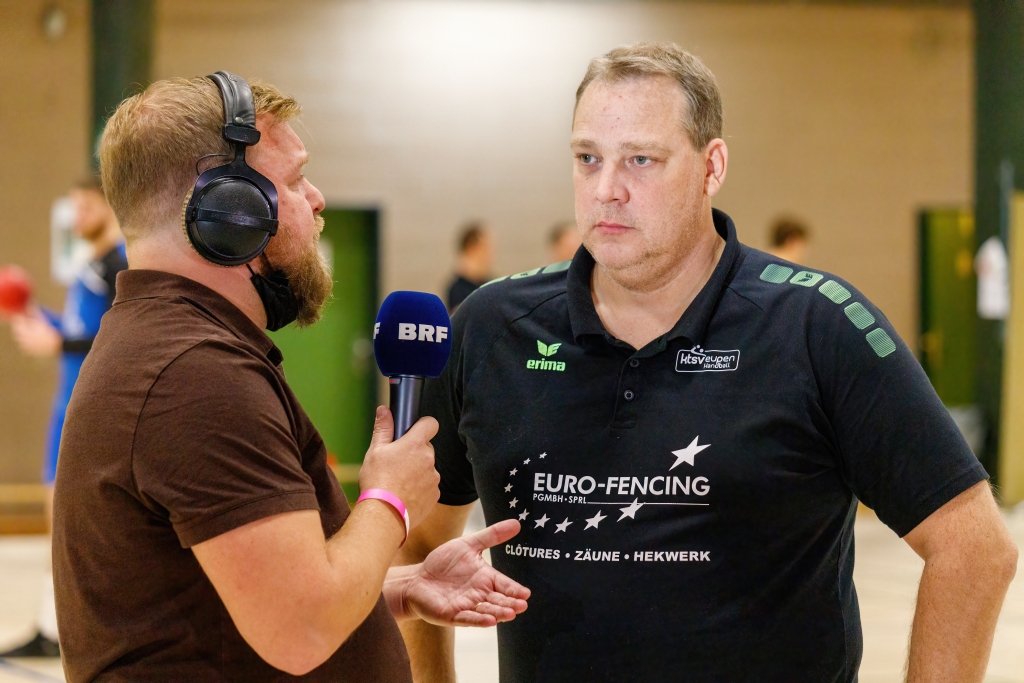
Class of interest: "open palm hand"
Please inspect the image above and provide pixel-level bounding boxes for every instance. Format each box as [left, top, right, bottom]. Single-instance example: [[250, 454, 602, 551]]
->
[[403, 519, 530, 627]]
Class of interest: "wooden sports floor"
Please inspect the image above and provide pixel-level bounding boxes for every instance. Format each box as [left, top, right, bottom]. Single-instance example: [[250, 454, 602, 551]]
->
[[0, 508, 1021, 683]]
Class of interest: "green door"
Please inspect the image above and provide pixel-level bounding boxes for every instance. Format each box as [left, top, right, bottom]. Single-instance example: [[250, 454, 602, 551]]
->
[[919, 209, 976, 406], [270, 208, 378, 500]]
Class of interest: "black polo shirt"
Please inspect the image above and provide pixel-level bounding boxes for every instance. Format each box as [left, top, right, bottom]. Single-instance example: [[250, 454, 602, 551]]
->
[[422, 209, 986, 683]]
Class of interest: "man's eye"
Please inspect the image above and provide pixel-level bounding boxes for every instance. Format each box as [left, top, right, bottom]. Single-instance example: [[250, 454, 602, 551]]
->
[[633, 156, 651, 166], [578, 154, 597, 164]]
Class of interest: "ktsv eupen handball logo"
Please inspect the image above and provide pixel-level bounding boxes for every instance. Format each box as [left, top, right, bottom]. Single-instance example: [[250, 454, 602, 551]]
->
[[675, 345, 740, 373]]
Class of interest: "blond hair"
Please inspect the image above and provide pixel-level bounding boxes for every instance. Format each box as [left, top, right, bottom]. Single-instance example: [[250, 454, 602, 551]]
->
[[99, 76, 300, 240], [575, 42, 722, 150]]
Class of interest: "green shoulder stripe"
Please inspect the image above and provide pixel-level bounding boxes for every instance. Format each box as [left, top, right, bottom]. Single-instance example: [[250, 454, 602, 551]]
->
[[479, 260, 571, 289], [542, 260, 571, 274]]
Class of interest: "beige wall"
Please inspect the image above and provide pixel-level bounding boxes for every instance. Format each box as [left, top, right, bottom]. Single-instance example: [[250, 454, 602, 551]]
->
[[0, 0, 973, 482], [0, 0, 90, 482], [157, 0, 972, 344]]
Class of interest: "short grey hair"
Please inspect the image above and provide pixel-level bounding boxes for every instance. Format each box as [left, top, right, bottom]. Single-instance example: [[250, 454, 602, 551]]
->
[[575, 42, 723, 150]]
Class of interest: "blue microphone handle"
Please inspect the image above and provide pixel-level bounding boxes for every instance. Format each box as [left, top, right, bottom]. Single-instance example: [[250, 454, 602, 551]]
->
[[389, 375, 425, 440]]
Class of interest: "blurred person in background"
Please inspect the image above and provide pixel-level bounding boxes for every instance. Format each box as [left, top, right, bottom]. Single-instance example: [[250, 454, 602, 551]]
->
[[767, 216, 811, 264], [445, 222, 493, 312], [548, 220, 582, 263], [402, 42, 1017, 683], [0, 176, 126, 659]]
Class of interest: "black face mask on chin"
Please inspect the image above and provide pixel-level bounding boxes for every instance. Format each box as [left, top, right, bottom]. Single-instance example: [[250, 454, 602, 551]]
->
[[246, 262, 299, 332]]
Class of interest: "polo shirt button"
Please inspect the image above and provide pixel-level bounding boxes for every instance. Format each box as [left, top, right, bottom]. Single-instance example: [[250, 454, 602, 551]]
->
[[629, 359, 640, 368], [624, 390, 635, 401]]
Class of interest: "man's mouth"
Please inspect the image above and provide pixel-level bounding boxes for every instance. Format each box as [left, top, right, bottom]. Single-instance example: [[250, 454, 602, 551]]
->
[[594, 221, 633, 236]]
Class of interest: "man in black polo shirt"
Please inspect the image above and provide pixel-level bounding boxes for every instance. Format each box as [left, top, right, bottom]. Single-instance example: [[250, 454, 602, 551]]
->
[[400, 43, 1018, 682]]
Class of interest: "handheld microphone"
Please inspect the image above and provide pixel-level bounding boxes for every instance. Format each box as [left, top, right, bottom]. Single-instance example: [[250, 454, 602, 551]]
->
[[373, 291, 453, 439]]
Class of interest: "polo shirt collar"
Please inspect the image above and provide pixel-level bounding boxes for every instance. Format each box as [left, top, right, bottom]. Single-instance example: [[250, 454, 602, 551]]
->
[[567, 208, 743, 353], [114, 269, 282, 364]]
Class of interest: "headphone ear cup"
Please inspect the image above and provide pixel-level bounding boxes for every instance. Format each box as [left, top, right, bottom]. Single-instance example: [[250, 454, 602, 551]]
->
[[187, 178, 274, 266]]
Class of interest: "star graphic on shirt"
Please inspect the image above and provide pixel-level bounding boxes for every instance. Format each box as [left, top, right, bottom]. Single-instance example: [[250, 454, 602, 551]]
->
[[584, 510, 607, 529], [617, 498, 644, 521], [504, 483, 512, 493], [523, 458, 531, 465], [670, 436, 711, 470], [554, 518, 573, 533], [510, 468, 518, 476], [534, 514, 550, 528], [509, 498, 518, 508], [539, 452, 547, 459], [518, 509, 529, 521]]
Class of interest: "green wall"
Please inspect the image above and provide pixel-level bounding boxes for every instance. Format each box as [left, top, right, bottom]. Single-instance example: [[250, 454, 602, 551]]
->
[[270, 209, 379, 500], [919, 209, 977, 406], [973, 0, 1024, 483], [92, 0, 153, 160]]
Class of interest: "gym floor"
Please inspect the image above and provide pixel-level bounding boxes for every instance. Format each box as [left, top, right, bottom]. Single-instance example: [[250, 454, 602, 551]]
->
[[0, 507, 1021, 683]]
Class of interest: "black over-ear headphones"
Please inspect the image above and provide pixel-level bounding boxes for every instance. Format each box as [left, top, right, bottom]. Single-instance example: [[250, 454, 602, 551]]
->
[[184, 71, 279, 267]]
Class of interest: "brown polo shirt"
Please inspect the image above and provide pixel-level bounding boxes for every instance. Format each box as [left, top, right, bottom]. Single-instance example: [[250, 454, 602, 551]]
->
[[52, 270, 412, 683]]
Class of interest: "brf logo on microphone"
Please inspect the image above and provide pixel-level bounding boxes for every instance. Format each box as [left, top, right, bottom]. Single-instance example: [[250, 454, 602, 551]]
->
[[374, 322, 449, 343]]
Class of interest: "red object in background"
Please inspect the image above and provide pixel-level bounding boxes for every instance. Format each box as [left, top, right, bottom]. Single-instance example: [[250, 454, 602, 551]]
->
[[0, 265, 33, 317]]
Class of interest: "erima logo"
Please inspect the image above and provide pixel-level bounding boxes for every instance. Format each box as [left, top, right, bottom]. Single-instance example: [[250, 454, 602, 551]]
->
[[527, 340, 566, 372], [373, 322, 448, 343], [675, 345, 740, 373]]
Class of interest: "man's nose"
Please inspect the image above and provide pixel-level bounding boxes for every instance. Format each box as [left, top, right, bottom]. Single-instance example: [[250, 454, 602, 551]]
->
[[308, 182, 326, 214], [595, 163, 628, 204]]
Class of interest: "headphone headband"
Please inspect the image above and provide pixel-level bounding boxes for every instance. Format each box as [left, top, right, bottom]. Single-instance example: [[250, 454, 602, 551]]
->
[[209, 71, 261, 146]]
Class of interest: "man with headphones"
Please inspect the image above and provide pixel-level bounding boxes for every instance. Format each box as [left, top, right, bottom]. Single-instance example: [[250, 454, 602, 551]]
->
[[51, 73, 529, 682]]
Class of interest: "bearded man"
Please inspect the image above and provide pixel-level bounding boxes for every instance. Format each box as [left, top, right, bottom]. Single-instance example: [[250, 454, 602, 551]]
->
[[51, 75, 529, 683]]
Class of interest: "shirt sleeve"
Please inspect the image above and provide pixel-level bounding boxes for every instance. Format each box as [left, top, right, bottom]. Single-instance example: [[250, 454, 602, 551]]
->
[[421, 307, 479, 506], [808, 283, 988, 537], [132, 340, 320, 547]]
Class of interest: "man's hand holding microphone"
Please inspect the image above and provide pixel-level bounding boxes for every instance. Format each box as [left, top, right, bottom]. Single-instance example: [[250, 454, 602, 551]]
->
[[358, 406, 440, 541]]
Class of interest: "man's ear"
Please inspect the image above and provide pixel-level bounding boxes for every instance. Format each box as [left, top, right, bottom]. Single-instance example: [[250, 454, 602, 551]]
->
[[704, 139, 728, 197]]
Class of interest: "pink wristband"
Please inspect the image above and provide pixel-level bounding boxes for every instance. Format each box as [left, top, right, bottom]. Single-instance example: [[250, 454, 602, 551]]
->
[[357, 488, 410, 545]]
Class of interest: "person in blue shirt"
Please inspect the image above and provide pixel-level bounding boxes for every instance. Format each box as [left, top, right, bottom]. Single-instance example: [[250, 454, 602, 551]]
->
[[2, 176, 126, 658]]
